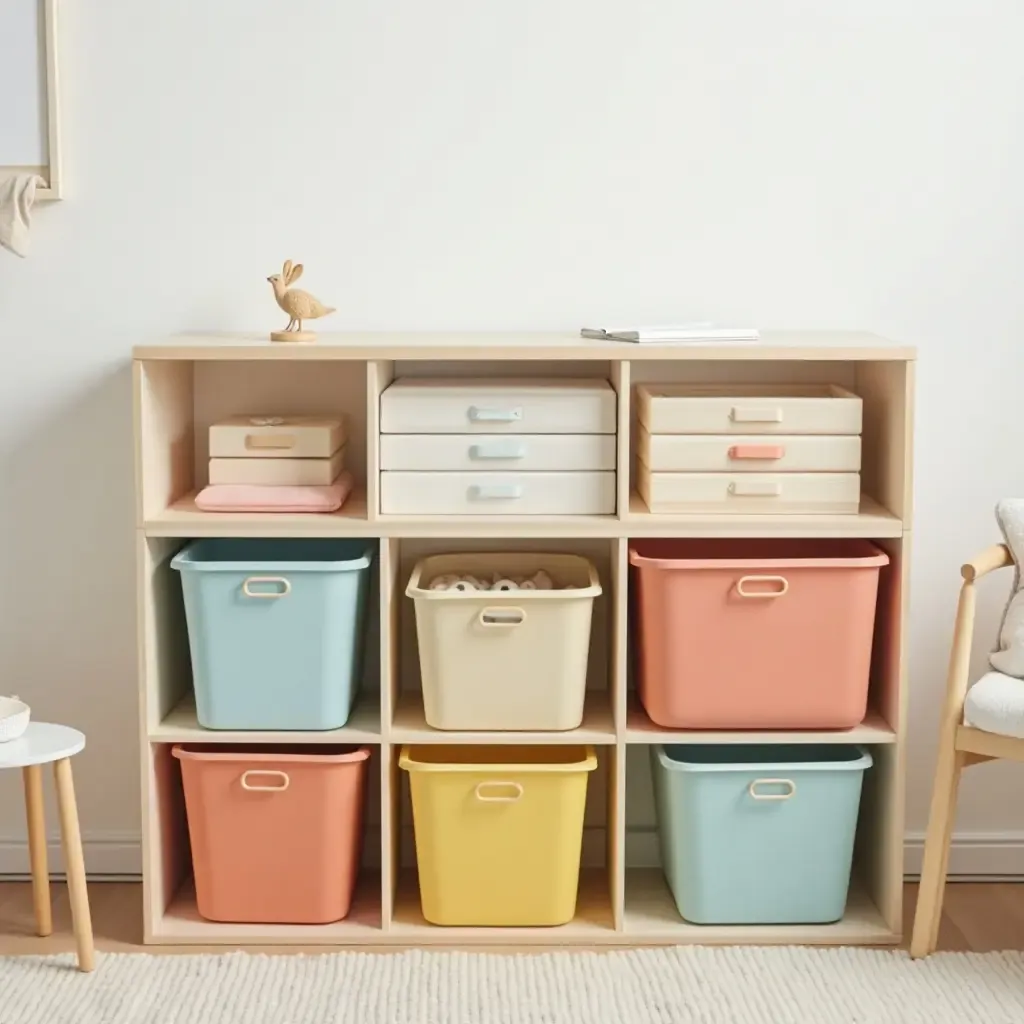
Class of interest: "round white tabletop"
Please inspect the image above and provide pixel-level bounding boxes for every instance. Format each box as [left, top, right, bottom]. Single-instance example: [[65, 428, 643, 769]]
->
[[0, 722, 85, 769]]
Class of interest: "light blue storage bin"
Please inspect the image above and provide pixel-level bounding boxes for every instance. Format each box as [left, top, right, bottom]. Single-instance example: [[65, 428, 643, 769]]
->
[[652, 744, 872, 925], [171, 539, 374, 731]]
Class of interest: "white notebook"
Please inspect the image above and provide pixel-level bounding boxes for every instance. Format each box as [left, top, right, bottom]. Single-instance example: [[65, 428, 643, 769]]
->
[[581, 323, 760, 344]]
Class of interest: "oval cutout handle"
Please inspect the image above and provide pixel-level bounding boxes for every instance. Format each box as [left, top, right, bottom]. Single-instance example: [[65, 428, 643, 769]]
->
[[735, 575, 789, 598], [242, 576, 292, 598], [748, 778, 796, 801], [468, 406, 523, 424], [475, 781, 524, 803], [479, 607, 526, 628], [241, 770, 290, 792]]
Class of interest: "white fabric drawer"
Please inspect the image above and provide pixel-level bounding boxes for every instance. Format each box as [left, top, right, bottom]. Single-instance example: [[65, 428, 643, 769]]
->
[[637, 467, 860, 514], [380, 433, 616, 471], [638, 428, 861, 473], [380, 471, 616, 515], [380, 378, 616, 434], [636, 384, 862, 435], [209, 415, 345, 458], [209, 447, 346, 486]]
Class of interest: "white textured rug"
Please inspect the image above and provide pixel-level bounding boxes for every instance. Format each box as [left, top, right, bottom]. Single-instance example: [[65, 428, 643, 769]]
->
[[4, 948, 1024, 1023]]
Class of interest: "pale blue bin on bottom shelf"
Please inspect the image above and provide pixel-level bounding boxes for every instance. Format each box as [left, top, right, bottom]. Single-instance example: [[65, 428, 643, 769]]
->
[[652, 744, 872, 925], [171, 539, 374, 731]]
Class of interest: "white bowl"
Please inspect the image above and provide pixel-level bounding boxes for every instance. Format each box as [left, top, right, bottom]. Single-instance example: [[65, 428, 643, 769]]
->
[[0, 696, 30, 743]]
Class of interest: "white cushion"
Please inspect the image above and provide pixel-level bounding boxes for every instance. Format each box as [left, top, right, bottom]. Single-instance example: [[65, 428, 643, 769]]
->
[[964, 671, 1024, 739]]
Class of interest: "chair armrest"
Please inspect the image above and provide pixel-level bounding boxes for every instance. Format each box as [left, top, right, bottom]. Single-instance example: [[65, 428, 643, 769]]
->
[[962, 544, 1013, 582]]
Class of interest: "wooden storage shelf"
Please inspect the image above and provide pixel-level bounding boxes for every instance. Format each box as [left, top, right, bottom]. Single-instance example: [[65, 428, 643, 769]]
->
[[622, 870, 895, 945], [625, 695, 896, 745], [152, 691, 382, 744], [146, 489, 372, 538], [625, 492, 902, 538], [152, 875, 383, 945], [134, 331, 914, 948], [392, 691, 616, 745]]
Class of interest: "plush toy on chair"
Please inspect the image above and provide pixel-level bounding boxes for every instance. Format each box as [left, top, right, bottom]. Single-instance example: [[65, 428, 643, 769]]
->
[[911, 499, 1024, 957]]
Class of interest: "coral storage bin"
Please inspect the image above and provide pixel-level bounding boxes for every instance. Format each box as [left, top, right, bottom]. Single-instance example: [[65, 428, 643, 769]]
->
[[400, 745, 596, 926], [652, 744, 872, 925], [172, 539, 373, 730], [406, 553, 601, 730], [630, 540, 888, 729], [173, 744, 370, 924]]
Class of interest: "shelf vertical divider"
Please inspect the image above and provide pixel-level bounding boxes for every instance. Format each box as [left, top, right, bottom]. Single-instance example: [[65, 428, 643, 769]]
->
[[366, 360, 395, 521], [379, 536, 401, 930], [611, 360, 632, 519], [609, 537, 628, 929]]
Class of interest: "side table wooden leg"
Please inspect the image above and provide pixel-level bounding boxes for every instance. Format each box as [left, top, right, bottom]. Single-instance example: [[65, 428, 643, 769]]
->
[[22, 764, 52, 937], [54, 758, 94, 972]]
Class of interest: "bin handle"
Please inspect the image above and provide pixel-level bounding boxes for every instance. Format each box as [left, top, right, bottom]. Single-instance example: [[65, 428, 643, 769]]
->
[[242, 576, 292, 598], [478, 607, 526, 628], [748, 778, 796, 801], [735, 575, 789, 598], [241, 770, 290, 792], [475, 781, 524, 802]]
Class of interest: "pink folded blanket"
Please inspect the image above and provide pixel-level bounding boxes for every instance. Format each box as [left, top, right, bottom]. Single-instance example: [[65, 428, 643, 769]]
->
[[195, 472, 354, 513]]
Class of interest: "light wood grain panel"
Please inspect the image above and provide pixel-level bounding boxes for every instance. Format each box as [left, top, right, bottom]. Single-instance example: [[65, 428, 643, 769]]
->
[[855, 360, 914, 522], [366, 361, 394, 519], [134, 361, 194, 523]]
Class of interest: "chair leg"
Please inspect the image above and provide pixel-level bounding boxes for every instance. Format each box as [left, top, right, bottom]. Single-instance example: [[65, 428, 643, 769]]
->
[[22, 765, 52, 937], [53, 758, 95, 972], [910, 744, 965, 958]]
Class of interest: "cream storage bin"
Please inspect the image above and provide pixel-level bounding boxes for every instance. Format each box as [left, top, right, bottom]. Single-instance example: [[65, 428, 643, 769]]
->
[[636, 384, 863, 515], [400, 745, 597, 926], [380, 378, 616, 434], [209, 447, 346, 486], [380, 433, 616, 471], [406, 553, 602, 730]]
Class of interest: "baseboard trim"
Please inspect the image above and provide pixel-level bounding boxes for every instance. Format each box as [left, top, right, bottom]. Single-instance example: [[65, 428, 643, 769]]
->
[[4, 830, 1024, 881]]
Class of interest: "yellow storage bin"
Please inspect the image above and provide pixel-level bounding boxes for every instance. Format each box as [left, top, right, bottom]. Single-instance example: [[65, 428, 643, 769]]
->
[[400, 745, 597, 926]]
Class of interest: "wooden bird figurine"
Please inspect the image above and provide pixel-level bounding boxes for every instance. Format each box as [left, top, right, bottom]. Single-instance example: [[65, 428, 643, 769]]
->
[[267, 260, 335, 342]]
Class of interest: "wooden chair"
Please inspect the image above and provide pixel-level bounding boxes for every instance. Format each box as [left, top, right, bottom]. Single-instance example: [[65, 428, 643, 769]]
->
[[910, 542, 1018, 958]]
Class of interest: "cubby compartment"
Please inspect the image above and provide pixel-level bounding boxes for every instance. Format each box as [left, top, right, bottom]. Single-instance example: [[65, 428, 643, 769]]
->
[[385, 538, 618, 743], [141, 536, 382, 744], [626, 359, 911, 533], [621, 742, 895, 942], [387, 743, 619, 937], [144, 742, 384, 941], [135, 359, 371, 531]]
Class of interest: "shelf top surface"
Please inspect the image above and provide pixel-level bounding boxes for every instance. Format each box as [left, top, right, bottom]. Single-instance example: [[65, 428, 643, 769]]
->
[[133, 330, 916, 362]]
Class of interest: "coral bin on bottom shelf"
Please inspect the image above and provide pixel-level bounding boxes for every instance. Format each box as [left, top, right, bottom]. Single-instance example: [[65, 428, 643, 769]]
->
[[172, 538, 374, 730], [406, 552, 602, 731], [174, 745, 370, 924], [652, 744, 872, 925], [630, 539, 888, 729], [400, 745, 596, 926]]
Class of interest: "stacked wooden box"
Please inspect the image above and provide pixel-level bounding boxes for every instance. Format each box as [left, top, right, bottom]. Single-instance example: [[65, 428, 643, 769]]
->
[[208, 416, 346, 486], [378, 378, 617, 515], [636, 384, 863, 514]]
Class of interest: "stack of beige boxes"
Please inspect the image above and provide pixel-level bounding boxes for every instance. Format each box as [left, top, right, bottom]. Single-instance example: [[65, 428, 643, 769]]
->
[[378, 378, 617, 514], [208, 416, 346, 486], [635, 384, 863, 514]]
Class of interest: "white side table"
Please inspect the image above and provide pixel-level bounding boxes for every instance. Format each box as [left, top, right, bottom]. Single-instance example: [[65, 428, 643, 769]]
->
[[0, 723, 94, 971]]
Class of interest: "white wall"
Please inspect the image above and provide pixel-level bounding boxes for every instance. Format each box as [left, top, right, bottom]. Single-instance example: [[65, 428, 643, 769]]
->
[[2, 0, 1023, 875]]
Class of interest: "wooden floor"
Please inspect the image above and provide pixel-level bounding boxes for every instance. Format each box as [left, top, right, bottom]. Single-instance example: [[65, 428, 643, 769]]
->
[[0, 881, 1023, 955]]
